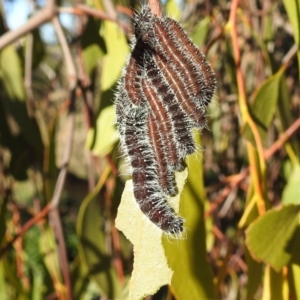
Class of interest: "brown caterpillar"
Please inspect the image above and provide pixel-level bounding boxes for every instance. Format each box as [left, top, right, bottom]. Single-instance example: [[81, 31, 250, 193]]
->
[[124, 107, 184, 234], [141, 75, 186, 169], [143, 57, 196, 158], [165, 17, 216, 106], [147, 113, 178, 196], [116, 4, 216, 235]]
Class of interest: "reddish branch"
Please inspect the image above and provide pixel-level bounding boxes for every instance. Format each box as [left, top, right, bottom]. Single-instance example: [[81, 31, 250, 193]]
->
[[148, 0, 162, 17], [0, 204, 51, 258], [264, 117, 300, 159], [0, 0, 56, 50], [206, 117, 300, 217]]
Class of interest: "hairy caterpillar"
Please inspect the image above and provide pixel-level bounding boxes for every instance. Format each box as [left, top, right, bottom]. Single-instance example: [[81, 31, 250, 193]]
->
[[147, 113, 178, 197], [165, 18, 216, 106], [141, 75, 185, 169], [116, 4, 216, 235], [124, 108, 184, 234], [143, 57, 196, 158]]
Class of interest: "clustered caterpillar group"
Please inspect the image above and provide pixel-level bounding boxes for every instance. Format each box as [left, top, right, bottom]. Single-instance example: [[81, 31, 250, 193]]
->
[[116, 5, 216, 235]]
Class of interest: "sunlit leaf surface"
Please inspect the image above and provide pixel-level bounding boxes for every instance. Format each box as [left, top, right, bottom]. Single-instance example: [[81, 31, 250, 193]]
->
[[115, 170, 188, 300], [246, 205, 300, 271]]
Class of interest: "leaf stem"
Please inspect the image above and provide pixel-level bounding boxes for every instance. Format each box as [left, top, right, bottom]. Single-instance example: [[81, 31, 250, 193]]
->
[[229, 0, 266, 214]]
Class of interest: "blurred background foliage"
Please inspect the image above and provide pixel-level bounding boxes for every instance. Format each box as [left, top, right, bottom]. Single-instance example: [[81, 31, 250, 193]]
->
[[0, 0, 300, 299]]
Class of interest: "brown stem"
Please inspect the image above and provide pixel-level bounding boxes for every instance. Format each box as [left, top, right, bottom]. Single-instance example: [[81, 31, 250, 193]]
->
[[148, 0, 162, 17], [49, 15, 78, 300], [264, 117, 300, 160], [48, 209, 72, 300]]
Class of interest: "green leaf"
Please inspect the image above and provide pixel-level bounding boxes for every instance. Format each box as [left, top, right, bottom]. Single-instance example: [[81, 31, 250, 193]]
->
[[246, 204, 300, 272], [13, 179, 36, 205], [289, 264, 300, 300], [282, 165, 300, 205], [205, 213, 215, 252], [290, 225, 300, 266], [0, 261, 7, 299], [278, 75, 294, 131], [262, 266, 288, 300], [282, 0, 300, 46], [282, 0, 300, 82], [0, 45, 25, 100], [39, 226, 62, 285], [269, 267, 288, 300], [263, 8, 274, 42], [77, 187, 122, 299], [2, 254, 24, 295], [163, 134, 215, 300], [23, 226, 51, 300], [278, 75, 300, 155], [86, 105, 118, 157], [83, 45, 105, 75], [81, 17, 106, 74], [31, 269, 46, 300], [191, 16, 211, 48], [297, 51, 300, 83], [245, 246, 263, 300], [100, 21, 129, 91], [70, 257, 89, 299], [0, 48, 44, 159], [243, 68, 285, 144]]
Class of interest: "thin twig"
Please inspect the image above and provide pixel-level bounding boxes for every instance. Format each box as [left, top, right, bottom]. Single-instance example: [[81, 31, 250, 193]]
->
[[58, 5, 132, 35], [59, 4, 114, 21], [50, 17, 77, 210], [282, 43, 298, 66], [48, 209, 72, 300], [48, 16, 78, 300], [148, 0, 162, 17], [206, 117, 300, 217], [264, 117, 300, 159], [102, 0, 117, 20], [204, 29, 224, 55], [0, 0, 56, 50], [116, 5, 134, 17], [205, 170, 247, 218], [52, 16, 77, 92], [0, 204, 51, 258]]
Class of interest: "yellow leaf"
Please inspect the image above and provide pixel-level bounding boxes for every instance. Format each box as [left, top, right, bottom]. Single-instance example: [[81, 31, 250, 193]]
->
[[100, 21, 129, 91], [115, 170, 188, 300], [85, 105, 118, 157]]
